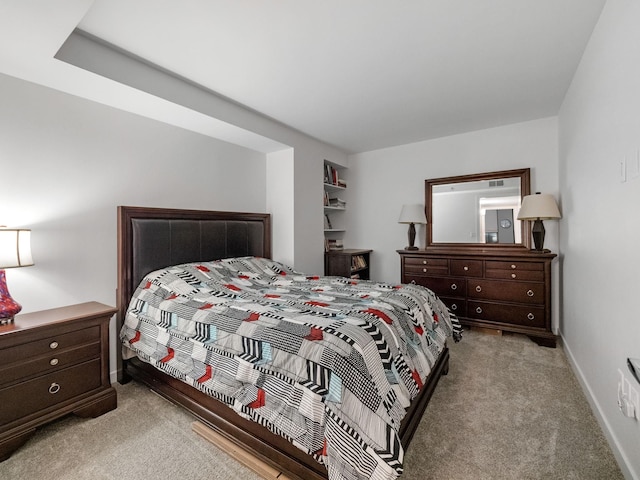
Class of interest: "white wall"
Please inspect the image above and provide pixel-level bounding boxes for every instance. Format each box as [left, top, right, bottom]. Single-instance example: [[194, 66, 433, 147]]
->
[[267, 148, 295, 266], [55, 30, 349, 276], [347, 117, 559, 283], [0, 72, 267, 376], [559, 0, 640, 478]]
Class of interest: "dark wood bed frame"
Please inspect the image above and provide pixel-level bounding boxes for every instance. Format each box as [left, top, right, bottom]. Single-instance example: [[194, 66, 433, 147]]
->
[[116, 205, 449, 480]]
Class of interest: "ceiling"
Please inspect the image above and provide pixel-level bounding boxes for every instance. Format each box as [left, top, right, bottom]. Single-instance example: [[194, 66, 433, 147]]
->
[[1, 0, 606, 153]]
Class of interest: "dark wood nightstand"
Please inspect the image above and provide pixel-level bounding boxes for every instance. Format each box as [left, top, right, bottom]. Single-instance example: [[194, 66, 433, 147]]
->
[[0, 302, 117, 461], [325, 249, 372, 279]]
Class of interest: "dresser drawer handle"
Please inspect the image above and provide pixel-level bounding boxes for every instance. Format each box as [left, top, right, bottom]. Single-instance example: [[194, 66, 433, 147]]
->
[[49, 383, 61, 395], [422, 260, 427, 265], [475, 285, 482, 292], [50, 358, 59, 366], [451, 303, 458, 311], [450, 283, 458, 290], [527, 313, 535, 321], [476, 307, 483, 314], [49, 341, 59, 349], [527, 289, 534, 297], [423, 268, 427, 273], [511, 264, 517, 269], [511, 273, 517, 279], [463, 266, 469, 271]]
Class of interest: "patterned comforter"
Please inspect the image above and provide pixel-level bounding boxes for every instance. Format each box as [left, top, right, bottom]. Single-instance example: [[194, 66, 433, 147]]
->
[[121, 256, 461, 480]]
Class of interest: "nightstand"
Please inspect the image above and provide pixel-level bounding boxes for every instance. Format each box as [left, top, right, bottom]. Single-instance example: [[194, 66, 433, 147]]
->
[[325, 249, 372, 279], [0, 302, 117, 461]]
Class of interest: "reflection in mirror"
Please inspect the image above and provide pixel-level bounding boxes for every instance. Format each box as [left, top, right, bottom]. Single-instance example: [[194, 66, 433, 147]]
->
[[432, 178, 521, 243], [426, 168, 531, 248]]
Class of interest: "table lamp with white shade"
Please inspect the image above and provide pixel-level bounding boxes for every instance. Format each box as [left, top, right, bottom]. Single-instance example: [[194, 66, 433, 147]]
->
[[0, 227, 34, 324], [398, 204, 427, 250], [517, 193, 561, 251]]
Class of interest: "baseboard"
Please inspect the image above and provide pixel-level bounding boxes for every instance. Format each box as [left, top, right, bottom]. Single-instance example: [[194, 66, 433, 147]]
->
[[561, 333, 637, 480]]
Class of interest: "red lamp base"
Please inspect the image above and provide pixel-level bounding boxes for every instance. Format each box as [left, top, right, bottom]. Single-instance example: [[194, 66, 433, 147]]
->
[[0, 269, 22, 324]]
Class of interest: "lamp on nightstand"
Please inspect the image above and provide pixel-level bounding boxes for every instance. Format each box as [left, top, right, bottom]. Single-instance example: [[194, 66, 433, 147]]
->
[[517, 193, 561, 251], [398, 204, 427, 250], [0, 227, 34, 324]]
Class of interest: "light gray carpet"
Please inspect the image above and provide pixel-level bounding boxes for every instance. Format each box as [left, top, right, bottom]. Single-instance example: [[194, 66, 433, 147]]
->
[[0, 329, 623, 480]]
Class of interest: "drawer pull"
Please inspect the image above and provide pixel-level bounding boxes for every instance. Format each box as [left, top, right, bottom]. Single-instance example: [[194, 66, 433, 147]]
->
[[511, 264, 517, 269], [527, 313, 535, 321], [49, 383, 61, 395], [476, 307, 483, 314], [527, 289, 534, 297], [422, 260, 427, 265], [423, 268, 427, 273], [463, 266, 469, 271], [475, 285, 482, 292], [450, 283, 458, 290], [49, 341, 59, 350], [511, 273, 517, 279], [50, 358, 59, 366], [451, 304, 458, 311]]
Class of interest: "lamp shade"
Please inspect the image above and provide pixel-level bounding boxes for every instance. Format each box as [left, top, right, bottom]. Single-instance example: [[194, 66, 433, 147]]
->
[[398, 204, 427, 224], [517, 194, 561, 221], [0, 228, 34, 269]]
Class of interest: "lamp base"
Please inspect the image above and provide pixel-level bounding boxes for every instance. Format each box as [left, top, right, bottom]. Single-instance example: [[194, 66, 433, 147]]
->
[[531, 219, 546, 251], [404, 246, 419, 250], [0, 269, 22, 323]]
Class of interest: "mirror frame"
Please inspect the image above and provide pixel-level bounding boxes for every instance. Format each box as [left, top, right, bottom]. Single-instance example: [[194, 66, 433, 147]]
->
[[425, 168, 532, 250]]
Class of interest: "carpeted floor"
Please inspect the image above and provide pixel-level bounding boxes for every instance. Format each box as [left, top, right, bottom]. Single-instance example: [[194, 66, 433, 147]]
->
[[0, 329, 623, 480]]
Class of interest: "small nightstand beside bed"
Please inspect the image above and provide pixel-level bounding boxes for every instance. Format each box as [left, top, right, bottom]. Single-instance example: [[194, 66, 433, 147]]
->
[[116, 206, 461, 480]]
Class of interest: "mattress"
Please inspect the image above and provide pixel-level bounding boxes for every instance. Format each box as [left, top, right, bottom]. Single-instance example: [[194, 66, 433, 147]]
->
[[121, 256, 461, 480]]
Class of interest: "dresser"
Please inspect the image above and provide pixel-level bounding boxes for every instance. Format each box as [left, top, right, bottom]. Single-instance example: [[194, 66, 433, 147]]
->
[[0, 302, 117, 461], [398, 249, 557, 347]]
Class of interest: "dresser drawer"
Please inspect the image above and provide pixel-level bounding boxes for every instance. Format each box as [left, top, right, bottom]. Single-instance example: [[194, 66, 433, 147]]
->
[[467, 301, 546, 328], [439, 296, 467, 317], [0, 342, 100, 387], [467, 279, 545, 304], [403, 257, 449, 276], [0, 358, 102, 426], [485, 268, 544, 281], [405, 275, 466, 297], [403, 257, 448, 268], [450, 259, 483, 277], [0, 326, 100, 365], [485, 260, 544, 280]]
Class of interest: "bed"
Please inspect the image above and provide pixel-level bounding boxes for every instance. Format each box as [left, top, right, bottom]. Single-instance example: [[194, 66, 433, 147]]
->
[[116, 206, 460, 480]]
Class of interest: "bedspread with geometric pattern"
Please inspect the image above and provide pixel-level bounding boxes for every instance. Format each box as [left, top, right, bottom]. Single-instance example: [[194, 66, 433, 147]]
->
[[121, 257, 461, 480]]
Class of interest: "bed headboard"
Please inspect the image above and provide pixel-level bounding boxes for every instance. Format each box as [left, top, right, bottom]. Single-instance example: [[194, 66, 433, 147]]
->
[[116, 206, 271, 379]]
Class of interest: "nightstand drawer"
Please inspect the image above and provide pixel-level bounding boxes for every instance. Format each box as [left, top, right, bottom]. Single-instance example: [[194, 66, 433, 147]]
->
[[0, 326, 100, 364], [0, 358, 102, 425], [0, 342, 101, 387]]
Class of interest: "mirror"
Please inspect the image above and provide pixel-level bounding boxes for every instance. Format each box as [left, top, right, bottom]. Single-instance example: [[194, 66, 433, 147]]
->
[[425, 168, 531, 249]]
